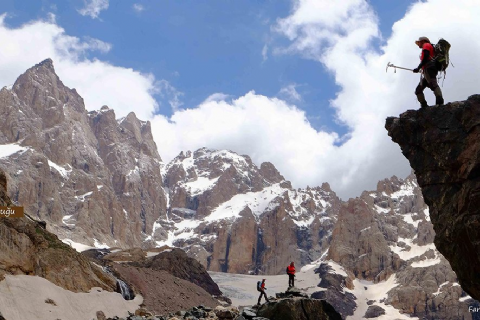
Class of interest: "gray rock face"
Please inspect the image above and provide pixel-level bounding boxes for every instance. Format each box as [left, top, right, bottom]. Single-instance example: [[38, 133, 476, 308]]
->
[[321, 173, 477, 320], [0, 169, 116, 292], [0, 59, 167, 248], [161, 148, 341, 274], [0, 61, 340, 273]]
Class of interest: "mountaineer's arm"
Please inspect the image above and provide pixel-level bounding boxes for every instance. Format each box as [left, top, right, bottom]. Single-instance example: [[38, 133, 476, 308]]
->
[[413, 49, 430, 73]]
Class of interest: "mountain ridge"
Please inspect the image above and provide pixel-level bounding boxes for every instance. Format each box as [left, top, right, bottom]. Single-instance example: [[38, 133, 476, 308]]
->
[[1, 60, 479, 319]]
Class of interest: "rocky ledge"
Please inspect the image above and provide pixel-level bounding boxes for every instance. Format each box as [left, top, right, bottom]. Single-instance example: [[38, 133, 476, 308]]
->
[[385, 94, 480, 300]]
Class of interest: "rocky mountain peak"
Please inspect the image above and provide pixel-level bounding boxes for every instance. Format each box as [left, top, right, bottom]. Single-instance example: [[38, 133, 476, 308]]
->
[[386, 94, 480, 301], [0, 60, 166, 248], [37, 58, 55, 69]]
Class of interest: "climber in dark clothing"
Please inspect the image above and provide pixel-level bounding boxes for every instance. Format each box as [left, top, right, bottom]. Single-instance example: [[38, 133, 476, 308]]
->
[[286, 262, 296, 288], [257, 279, 269, 305], [413, 36, 444, 108]]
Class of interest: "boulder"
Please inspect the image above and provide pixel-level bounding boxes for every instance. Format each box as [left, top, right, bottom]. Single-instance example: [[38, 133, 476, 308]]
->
[[364, 305, 385, 318], [256, 297, 341, 320]]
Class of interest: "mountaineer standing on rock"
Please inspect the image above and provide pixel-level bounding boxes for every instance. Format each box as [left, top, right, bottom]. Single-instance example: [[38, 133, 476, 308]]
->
[[257, 279, 270, 305], [413, 36, 444, 109], [286, 261, 296, 288]]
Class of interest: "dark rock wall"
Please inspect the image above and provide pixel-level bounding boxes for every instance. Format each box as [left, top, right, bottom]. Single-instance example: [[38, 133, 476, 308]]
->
[[386, 95, 480, 300]]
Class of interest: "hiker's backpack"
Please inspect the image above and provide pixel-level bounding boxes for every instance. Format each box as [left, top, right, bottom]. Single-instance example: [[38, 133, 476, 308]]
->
[[433, 39, 451, 72], [257, 281, 262, 292]]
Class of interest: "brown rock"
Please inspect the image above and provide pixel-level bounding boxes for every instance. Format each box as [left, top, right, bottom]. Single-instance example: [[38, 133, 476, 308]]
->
[[386, 95, 480, 300]]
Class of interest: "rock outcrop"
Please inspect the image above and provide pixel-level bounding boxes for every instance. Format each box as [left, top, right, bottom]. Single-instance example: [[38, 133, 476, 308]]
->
[[0, 170, 116, 292], [128, 248, 222, 297], [386, 95, 480, 301], [83, 247, 228, 315], [256, 296, 341, 320], [110, 264, 220, 316]]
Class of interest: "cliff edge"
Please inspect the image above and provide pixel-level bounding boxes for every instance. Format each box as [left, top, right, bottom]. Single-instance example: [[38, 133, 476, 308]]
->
[[385, 94, 480, 300]]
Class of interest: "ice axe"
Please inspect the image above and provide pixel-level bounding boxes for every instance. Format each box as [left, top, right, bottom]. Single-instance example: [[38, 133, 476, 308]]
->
[[386, 62, 413, 73]]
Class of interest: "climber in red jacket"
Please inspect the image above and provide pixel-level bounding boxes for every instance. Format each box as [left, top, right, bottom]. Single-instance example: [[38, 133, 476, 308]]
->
[[286, 261, 296, 288], [413, 36, 444, 108]]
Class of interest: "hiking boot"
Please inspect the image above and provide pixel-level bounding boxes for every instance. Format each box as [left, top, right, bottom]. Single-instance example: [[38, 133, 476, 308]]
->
[[434, 87, 444, 105], [436, 96, 444, 105]]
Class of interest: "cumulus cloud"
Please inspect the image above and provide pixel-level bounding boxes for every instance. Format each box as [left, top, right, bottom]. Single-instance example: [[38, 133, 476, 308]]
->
[[151, 0, 480, 198], [78, 0, 109, 19], [151, 92, 338, 178], [0, 13, 162, 120]]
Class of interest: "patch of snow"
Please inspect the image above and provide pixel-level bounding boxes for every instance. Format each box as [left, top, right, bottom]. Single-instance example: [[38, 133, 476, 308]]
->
[[62, 215, 75, 227], [390, 237, 436, 261], [402, 213, 420, 228], [0, 275, 142, 320], [75, 191, 93, 202], [205, 184, 284, 222], [146, 251, 159, 257], [62, 239, 94, 252], [433, 281, 449, 296], [292, 216, 315, 227], [155, 219, 202, 247], [48, 160, 72, 178], [459, 295, 472, 302], [390, 183, 415, 199], [0, 143, 28, 159], [319, 216, 331, 223], [183, 177, 219, 196], [127, 166, 140, 177], [424, 208, 431, 221], [97, 185, 103, 190], [93, 238, 109, 249], [346, 275, 418, 320], [325, 260, 348, 277], [411, 256, 441, 268], [375, 205, 390, 214]]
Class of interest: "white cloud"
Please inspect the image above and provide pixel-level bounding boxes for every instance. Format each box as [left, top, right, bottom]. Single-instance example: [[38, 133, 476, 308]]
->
[[152, 0, 480, 199], [279, 84, 302, 102], [262, 44, 268, 61], [0, 13, 162, 120], [151, 92, 338, 180], [157, 80, 184, 112], [133, 4, 145, 13], [78, 0, 109, 19], [3, 0, 480, 199]]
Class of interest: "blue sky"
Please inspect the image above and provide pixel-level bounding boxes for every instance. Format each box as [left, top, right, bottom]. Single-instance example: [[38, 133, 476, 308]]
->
[[3, 0, 410, 135], [2, 0, 479, 198]]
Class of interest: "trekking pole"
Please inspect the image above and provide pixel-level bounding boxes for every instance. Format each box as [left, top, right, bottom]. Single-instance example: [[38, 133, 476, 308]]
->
[[386, 62, 413, 73]]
